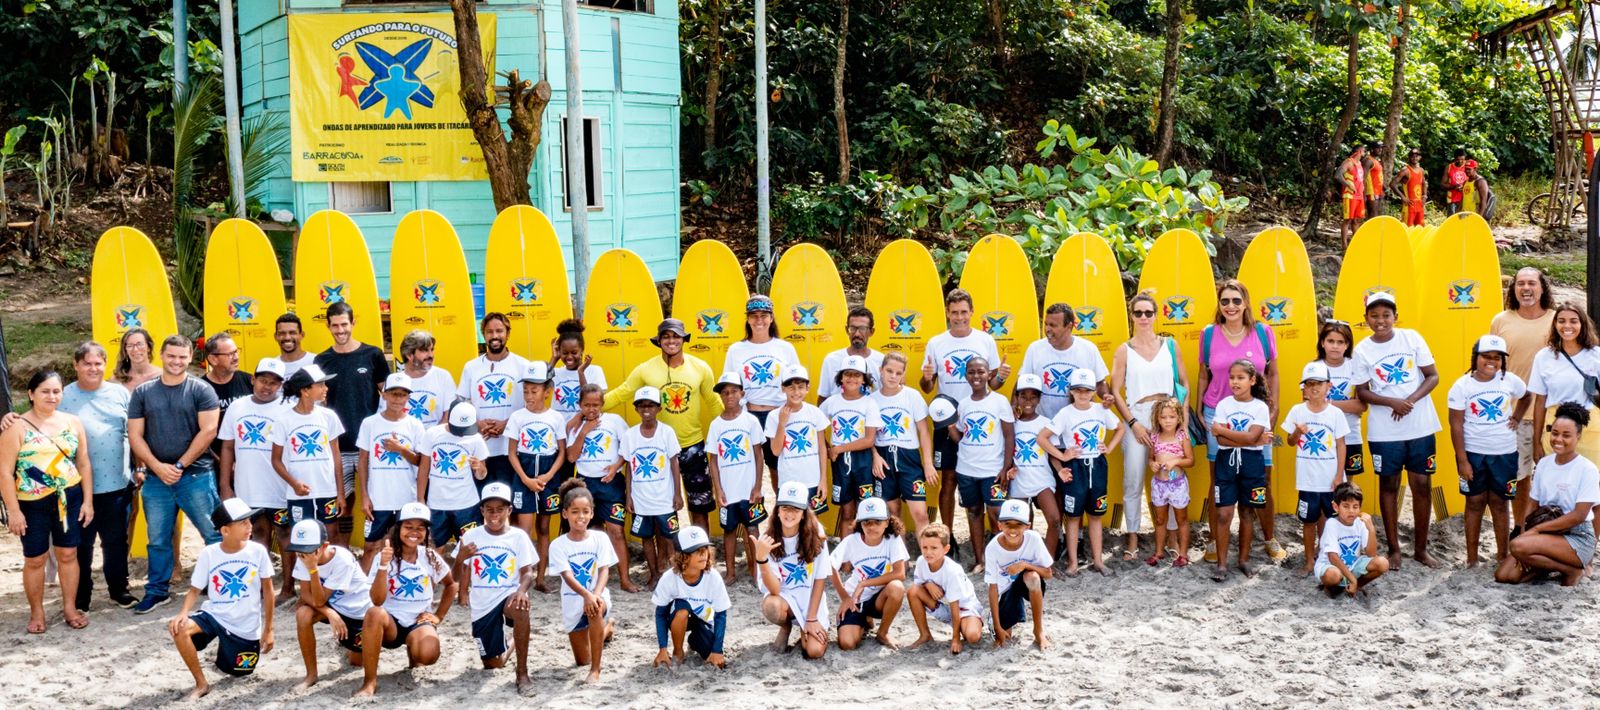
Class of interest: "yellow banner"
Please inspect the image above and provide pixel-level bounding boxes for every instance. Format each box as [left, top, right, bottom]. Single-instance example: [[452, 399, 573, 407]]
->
[[288, 13, 496, 182]]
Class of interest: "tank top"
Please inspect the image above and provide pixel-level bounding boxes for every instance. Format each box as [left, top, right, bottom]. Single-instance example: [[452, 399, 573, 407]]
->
[[1151, 436, 1185, 459], [1124, 338, 1177, 411], [14, 424, 82, 520]]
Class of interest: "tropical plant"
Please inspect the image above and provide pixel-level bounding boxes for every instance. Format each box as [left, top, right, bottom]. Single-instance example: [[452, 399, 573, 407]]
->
[[172, 73, 222, 318], [232, 111, 290, 219], [0, 125, 25, 227]]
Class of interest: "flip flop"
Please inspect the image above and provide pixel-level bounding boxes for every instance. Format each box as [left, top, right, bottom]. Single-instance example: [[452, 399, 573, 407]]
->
[[1174, 556, 1190, 568]]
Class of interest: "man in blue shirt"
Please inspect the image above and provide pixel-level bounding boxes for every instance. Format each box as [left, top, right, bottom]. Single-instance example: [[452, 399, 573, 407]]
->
[[61, 342, 136, 610]]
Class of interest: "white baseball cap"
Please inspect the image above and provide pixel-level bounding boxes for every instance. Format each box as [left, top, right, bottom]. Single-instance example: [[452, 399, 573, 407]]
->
[[299, 363, 335, 384], [840, 355, 869, 375], [383, 372, 415, 393], [928, 395, 959, 429], [857, 497, 889, 522], [398, 501, 431, 523], [1364, 291, 1397, 310], [286, 519, 328, 553], [480, 481, 514, 505], [782, 365, 811, 386], [1014, 373, 1044, 394], [1475, 334, 1510, 355], [998, 499, 1030, 523], [634, 386, 662, 405], [1300, 361, 1332, 384], [254, 358, 287, 380], [448, 402, 478, 436], [777, 481, 810, 509], [676, 525, 713, 553], [713, 372, 743, 394], [520, 361, 551, 384], [210, 497, 257, 528], [1068, 368, 1098, 391]]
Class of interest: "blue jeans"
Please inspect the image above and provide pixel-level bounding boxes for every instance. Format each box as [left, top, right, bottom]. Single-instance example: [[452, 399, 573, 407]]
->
[[141, 470, 222, 598]]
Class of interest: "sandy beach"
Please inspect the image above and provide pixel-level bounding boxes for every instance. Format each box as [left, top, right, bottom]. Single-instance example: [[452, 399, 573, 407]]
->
[[2, 501, 1598, 709]]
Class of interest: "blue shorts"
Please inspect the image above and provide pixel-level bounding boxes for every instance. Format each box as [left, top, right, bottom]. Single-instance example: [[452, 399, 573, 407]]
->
[[1461, 452, 1518, 500], [1296, 490, 1335, 524], [1059, 457, 1109, 517], [287, 496, 340, 525], [1213, 448, 1268, 508], [1369, 436, 1436, 477], [1344, 442, 1366, 476], [664, 599, 719, 658], [189, 610, 262, 676], [482, 455, 515, 488], [429, 506, 482, 545], [630, 512, 681, 539], [364, 509, 400, 542], [513, 453, 562, 515], [719, 499, 769, 530], [839, 590, 890, 629], [584, 474, 628, 526], [876, 446, 927, 502], [996, 578, 1042, 631], [1205, 405, 1274, 466], [471, 597, 519, 660], [932, 426, 960, 471], [956, 475, 1007, 510], [832, 450, 879, 505]]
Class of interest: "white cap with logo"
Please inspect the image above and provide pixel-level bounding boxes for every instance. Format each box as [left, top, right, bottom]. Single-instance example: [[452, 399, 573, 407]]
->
[[480, 481, 514, 505], [713, 372, 743, 394], [857, 497, 889, 521], [448, 402, 478, 436], [1300, 361, 1332, 384], [520, 361, 551, 384], [1068, 368, 1098, 391], [998, 498, 1030, 523], [777, 481, 810, 509], [1014, 373, 1044, 394], [286, 519, 329, 553], [398, 501, 431, 522], [677, 525, 713, 553], [634, 386, 662, 405], [1475, 333, 1510, 355], [384, 372, 415, 392], [254, 358, 287, 380]]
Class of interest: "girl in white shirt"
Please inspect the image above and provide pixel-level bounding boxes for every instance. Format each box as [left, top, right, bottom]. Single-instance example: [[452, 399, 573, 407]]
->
[[1209, 360, 1272, 581], [750, 481, 844, 659]]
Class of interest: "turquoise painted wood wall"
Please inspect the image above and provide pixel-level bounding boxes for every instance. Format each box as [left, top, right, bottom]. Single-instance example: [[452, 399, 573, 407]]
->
[[237, 0, 682, 295]]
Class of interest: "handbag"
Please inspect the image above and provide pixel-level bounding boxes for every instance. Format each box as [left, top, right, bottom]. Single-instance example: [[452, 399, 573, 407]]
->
[[1524, 504, 1569, 535], [1167, 337, 1206, 446], [1555, 349, 1600, 408]]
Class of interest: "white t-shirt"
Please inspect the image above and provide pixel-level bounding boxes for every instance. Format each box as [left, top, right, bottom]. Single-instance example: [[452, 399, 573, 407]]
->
[[506, 407, 568, 462], [551, 364, 608, 420], [567, 413, 627, 478], [1447, 373, 1528, 455], [1531, 454, 1600, 522], [764, 403, 829, 488], [191, 541, 275, 639], [456, 353, 532, 457], [1352, 329, 1442, 442], [421, 426, 491, 511], [620, 423, 683, 516], [1020, 338, 1109, 419], [924, 330, 1001, 402], [1010, 416, 1056, 496], [707, 413, 767, 500], [821, 394, 880, 451], [219, 397, 287, 509], [911, 556, 982, 625], [1281, 403, 1351, 491], [405, 366, 457, 425], [1314, 516, 1370, 577], [1321, 358, 1363, 444], [761, 531, 833, 627], [280, 353, 311, 382], [373, 552, 450, 627], [1046, 402, 1119, 461], [832, 533, 910, 601], [983, 529, 1052, 596], [651, 569, 732, 626], [955, 393, 1014, 478], [549, 532, 618, 631], [1527, 346, 1600, 408], [872, 387, 927, 450], [818, 348, 885, 399], [269, 406, 346, 499], [1211, 397, 1271, 452], [356, 413, 426, 511], [292, 545, 372, 619], [724, 339, 801, 408], [460, 525, 538, 621]]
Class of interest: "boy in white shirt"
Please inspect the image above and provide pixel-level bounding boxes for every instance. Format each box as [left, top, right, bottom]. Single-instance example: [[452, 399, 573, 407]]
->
[[1041, 368, 1123, 576], [615, 386, 683, 587], [218, 358, 291, 600], [418, 403, 491, 566], [1315, 483, 1389, 596], [985, 500, 1052, 648], [765, 366, 831, 516], [167, 499, 277, 699], [706, 373, 768, 582], [906, 523, 983, 654], [287, 519, 372, 690], [504, 362, 568, 589], [356, 373, 427, 558], [1282, 362, 1352, 576], [951, 356, 1014, 571], [455, 482, 537, 692]]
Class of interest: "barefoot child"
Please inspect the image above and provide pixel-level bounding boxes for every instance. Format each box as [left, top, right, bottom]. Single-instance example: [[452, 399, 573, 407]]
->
[[616, 387, 683, 587], [1145, 397, 1194, 566], [832, 497, 909, 650], [821, 355, 881, 537], [985, 500, 1052, 649], [1005, 374, 1064, 560], [167, 499, 276, 700], [1210, 360, 1273, 581], [418, 402, 491, 568], [1040, 368, 1122, 576], [288, 519, 371, 690], [652, 526, 731, 668], [871, 352, 936, 533], [505, 362, 567, 590], [765, 366, 831, 518], [951, 356, 1014, 572], [355, 373, 427, 568], [456, 482, 537, 690], [751, 481, 837, 659], [907, 523, 983, 654], [271, 365, 346, 545], [549, 478, 617, 682], [356, 503, 453, 697], [1282, 362, 1352, 576], [1316, 482, 1390, 596], [219, 357, 294, 602], [1316, 321, 1368, 496], [563, 384, 632, 591], [1447, 335, 1526, 567], [707, 373, 769, 583], [1495, 404, 1600, 586]]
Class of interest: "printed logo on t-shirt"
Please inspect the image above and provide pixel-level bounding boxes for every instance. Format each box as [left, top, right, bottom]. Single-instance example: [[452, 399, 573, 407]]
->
[[1071, 424, 1105, 452], [1339, 538, 1361, 565], [717, 433, 750, 463], [742, 357, 780, 387], [567, 555, 597, 589], [832, 415, 864, 443], [1468, 395, 1508, 422], [476, 374, 514, 406], [880, 410, 910, 439], [236, 417, 271, 448], [432, 444, 468, 478], [555, 382, 582, 410], [943, 351, 979, 379], [1374, 354, 1414, 385], [1228, 415, 1254, 433], [374, 434, 414, 466], [632, 450, 667, 480], [211, 563, 256, 598], [781, 559, 813, 587], [519, 425, 557, 454], [661, 382, 692, 414], [963, 414, 997, 443], [784, 425, 816, 454], [1329, 380, 1352, 401], [1042, 365, 1076, 395], [407, 393, 438, 421], [1298, 428, 1331, 457], [1014, 434, 1042, 463], [472, 551, 516, 584], [290, 427, 329, 458], [581, 431, 613, 461], [390, 571, 428, 598]]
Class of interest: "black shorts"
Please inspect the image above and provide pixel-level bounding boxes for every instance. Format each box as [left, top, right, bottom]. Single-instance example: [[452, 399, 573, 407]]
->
[[996, 578, 1042, 631], [18, 486, 83, 557], [662, 599, 719, 658], [1343, 442, 1366, 476], [630, 512, 681, 539], [364, 509, 400, 541], [429, 506, 482, 545], [513, 453, 562, 515], [877, 446, 927, 502], [385, 619, 429, 649], [932, 426, 960, 471], [1296, 490, 1335, 524], [316, 611, 368, 652], [287, 496, 340, 525], [750, 410, 781, 474], [1059, 458, 1109, 517], [471, 597, 519, 660], [1369, 436, 1437, 478], [480, 455, 515, 491], [832, 450, 879, 505], [838, 590, 890, 629], [189, 611, 262, 676], [1461, 452, 1518, 500], [585, 475, 628, 526], [1213, 449, 1268, 508], [678, 442, 715, 514], [719, 499, 769, 530], [957, 475, 1007, 510]]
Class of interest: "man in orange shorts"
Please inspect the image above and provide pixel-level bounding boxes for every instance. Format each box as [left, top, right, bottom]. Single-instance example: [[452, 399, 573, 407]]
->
[[1363, 142, 1386, 219], [1340, 144, 1367, 246], [1399, 149, 1427, 227]]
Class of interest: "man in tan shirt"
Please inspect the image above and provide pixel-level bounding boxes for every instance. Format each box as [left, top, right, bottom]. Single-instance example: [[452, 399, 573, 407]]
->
[[1491, 267, 1554, 522]]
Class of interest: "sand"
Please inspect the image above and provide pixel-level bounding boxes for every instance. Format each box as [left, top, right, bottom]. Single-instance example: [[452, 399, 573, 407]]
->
[[2, 501, 1598, 709]]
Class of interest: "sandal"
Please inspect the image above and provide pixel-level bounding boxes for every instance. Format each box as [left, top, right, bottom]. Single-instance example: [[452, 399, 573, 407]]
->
[[1121, 549, 1137, 562], [1174, 556, 1190, 568], [1144, 554, 1163, 567]]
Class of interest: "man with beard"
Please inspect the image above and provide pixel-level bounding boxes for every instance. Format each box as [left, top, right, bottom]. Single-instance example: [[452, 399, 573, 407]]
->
[[399, 329, 456, 425], [313, 301, 390, 543], [1491, 267, 1555, 522], [605, 319, 723, 533], [275, 313, 312, 380], [202, 333, 253, 412], [456, 313, 530, 491], [818, 306, 885, 404]]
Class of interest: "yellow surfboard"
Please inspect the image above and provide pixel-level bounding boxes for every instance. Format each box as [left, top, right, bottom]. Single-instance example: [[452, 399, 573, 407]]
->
[[1236, 227, 1316, 517], [769, 243, 848, 405], [583, 248, 664, 423], [389, 210, 478, 378], [673, 239, 749, 395], [92, 226, 179, 379], [294, 210, 384, 354], [1405, 224, 1433, 256], [1136, 229, 1218, 519], [866, 239, 947, 530], [205, 219, 288, 372], [484, 205, 571, 363], [958, 234, 1040, 398], [1043, 233, 1130, 525], [1416, 212, 1500, 518], [1333, 215, 1418, 517]]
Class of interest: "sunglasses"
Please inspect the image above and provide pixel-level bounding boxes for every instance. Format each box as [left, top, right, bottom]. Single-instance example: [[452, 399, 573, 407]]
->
[[1324, 319, 1349, 327], [1131, 309, 1156, 318], [1219, 297, 1244, 306]]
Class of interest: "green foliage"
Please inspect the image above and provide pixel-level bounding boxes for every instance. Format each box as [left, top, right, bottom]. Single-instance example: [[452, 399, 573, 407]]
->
[[233, 111, 290, 219], [173, 74, 222, 319]]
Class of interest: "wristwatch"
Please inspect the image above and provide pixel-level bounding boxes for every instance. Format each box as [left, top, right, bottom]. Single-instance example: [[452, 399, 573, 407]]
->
[[174, 461, 187, 473]]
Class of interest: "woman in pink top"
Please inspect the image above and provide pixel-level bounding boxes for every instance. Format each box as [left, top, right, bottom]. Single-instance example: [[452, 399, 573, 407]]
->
[[1195, 280, 1284, 563]]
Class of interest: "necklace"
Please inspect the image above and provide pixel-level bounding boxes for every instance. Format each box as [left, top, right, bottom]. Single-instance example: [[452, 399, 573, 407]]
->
[[1223, 323, 1247, 338]]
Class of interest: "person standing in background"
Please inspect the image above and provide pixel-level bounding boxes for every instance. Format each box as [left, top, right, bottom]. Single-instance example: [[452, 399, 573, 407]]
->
[[1445, 150, 1469, 215], [1399, 149, 1428, 227], [1363, 142, 1386, 219], [274, 313, 312, 380], [456, 313, 530, 489]]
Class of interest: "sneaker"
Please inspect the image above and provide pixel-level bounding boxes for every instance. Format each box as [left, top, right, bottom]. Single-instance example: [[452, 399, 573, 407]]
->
[[1203, 541, 1218, 563], [132, 594, 171, 615], [1265, 540, 1288, 563], [110, 592, 139, 609]]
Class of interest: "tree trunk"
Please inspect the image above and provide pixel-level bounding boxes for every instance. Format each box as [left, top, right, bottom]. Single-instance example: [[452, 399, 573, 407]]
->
[[834, 0, 850, 184], [703, 0, 725, 155], [450, 0, 553, 211], [1154, 0, 1183, 167], [1380, 0, 1409, 179], [1303, 28, 1362, 238], [986, 0, 1006, 58]]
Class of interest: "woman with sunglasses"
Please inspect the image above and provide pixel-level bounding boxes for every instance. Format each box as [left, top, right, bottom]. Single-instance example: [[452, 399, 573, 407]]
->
[[1110, 291, 1191, 559]]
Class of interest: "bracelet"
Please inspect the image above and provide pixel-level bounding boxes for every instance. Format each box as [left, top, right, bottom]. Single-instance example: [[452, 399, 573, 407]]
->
[[755, 558, 770, 564], [306, 568, 318, 575]]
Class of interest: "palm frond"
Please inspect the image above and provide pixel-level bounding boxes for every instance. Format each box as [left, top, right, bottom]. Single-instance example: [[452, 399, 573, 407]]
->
[[172, 74, 222, 319], [230, 110, 290, 216]]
